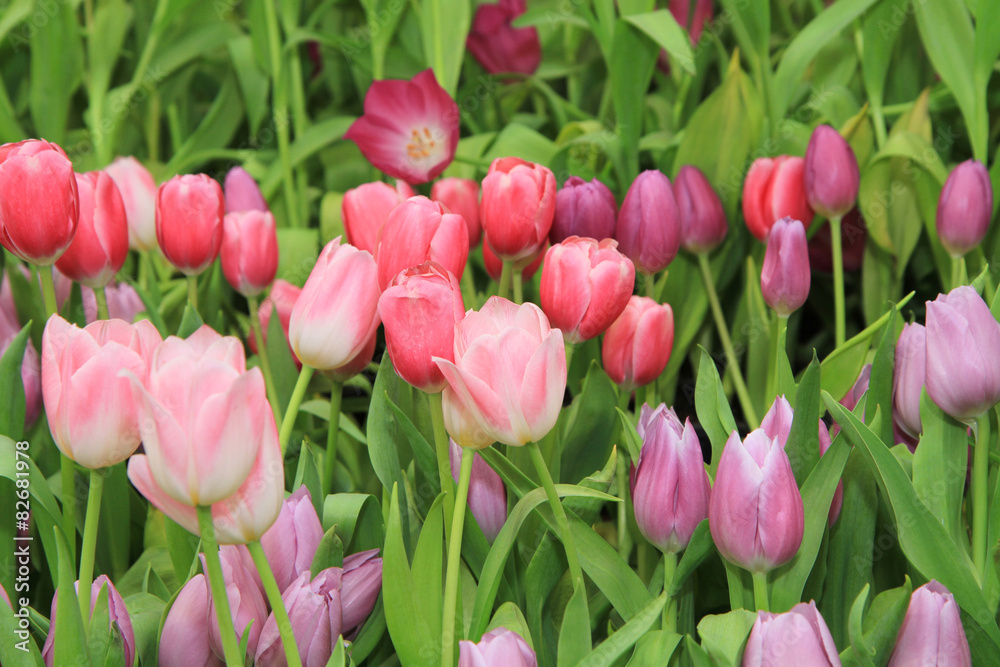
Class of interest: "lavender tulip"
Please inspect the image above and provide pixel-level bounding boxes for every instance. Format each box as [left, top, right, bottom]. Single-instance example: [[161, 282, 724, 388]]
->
[[888, 580, 971, 666], [936, 160, 993, 258], [459, 627, 537, 667], [761, 217, 810, 317], [614, 170, 681, 274], [260, 486, 325, 593], [205, 545, 268, 660], [742, 601, 841, 666], [894, 323, 926, 438], [551, 176, 618, 244], [450, 440, 507, 543], [673, 165, 728, 254], [804, 125, 859, 219], [224, 166, 268, 213], [42, 575, 136, 667], [159, 574, 224, 667]]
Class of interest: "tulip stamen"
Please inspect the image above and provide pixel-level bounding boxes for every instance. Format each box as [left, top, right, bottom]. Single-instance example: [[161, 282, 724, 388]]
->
[[406, 127, 437, 161]]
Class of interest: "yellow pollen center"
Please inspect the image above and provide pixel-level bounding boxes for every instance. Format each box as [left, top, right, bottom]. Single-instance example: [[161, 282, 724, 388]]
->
[[407, 127, 436, 160]]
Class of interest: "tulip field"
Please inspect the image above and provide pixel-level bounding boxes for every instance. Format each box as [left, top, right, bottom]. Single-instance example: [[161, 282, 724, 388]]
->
[[4, 0, 1000, 665]]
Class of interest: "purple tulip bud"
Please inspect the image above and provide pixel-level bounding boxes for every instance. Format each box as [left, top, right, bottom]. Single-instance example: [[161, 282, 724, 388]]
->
[[925, 286, 1000, 421], [224, 166, 268, 214], [340, 549, 384, 631], [260, 486, 325, 593], [42, 575, 136, 667], [450, 440, 508, 543], [673, 165, 728, 253], [893, 323, 926, 438], [761, 217, 810, 317], [459, 627, 538, 667], [550, 176, 618, 244], [841, 364, 871, 413], [709, 429, 804, 573], [204, 546, 268, 660], [804, 124, 859, 219], [888, 580, 972, 666], [159, 574, 224, 667], [636, 402, 679, 440], [631, 409, 711, 553], [742, 601, 841, 666], [614, 170, 681, 274], [760, 395, 794, 447], [936, 160, 993, 258]]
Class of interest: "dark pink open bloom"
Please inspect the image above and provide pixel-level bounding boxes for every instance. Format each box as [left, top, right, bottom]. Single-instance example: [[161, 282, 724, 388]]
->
[[344, 69, 459, 184], [467, 0, 541, 76]]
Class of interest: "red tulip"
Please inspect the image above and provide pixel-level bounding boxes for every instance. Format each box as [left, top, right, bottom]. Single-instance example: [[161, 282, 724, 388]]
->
[[104, 156, 158, 251], [248, 279, 301, 361], [602, 296, 674, 391], [55, 171, 128, 288], [467, 0, 541, 76], [432, 177, 482, 247], [375, 196, 469, 291], [481, 157, 557, 265], [156, 174, 225, 275], [743, 156, 814, 241], [615, 170, 681, 274], [342, 180, 413, 255], [220, 210, 279, 297]]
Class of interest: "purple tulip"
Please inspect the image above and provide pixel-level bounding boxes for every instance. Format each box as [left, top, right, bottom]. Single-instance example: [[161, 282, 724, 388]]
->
[[936, 159, 993, 258], [42, 575, 136, 667], [551, 176, 618, 244], [893, 323, 926, 438], [224, 166, 268, 214], [673, 165, 728, 254], [804, 124, 860, 219], [888, 580, 971, 666], [742, 601, 841, 666], [204, 545, 268, 660], [450, 440, 507, 543], [261, 486, 325, 593], [614, 170, 681, 275], [159, 574, 224, 667], [459, 627, 537, 667], [761, 217, 810, 317], [759, 395, 794, 447]]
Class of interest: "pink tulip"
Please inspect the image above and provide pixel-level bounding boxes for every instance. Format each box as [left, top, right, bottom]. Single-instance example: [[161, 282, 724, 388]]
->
[[818, 420, 842, 525], [342, 180, 413, 255], [551, 176, 618, 244], [450, 439, 507, 542], [375, 196, 469, 291], [459, 627, 537, 667], [482, 241, 545, 282], [224, 166, 268, 213], [220, 210, 279, 297], [248, 279, 301, 361], [344, 69, 459, 184], [260, 486, 325, 593], [888, 580, 972, 666], [434, 297, 566, 447], [432, 177, 482, 247], [761, 217, 810, 317], [602, 296, 674, 391], [615, 170, 681, 275], [481, 157, 557, 265], [936, 160, 992, 258], [82, 282, 146, 324], [159, 574, 224, 667], [104, 156, 158, 251], [709, 429, 804, 573], [1, 275, 41, 428], [326, 329, 377, 383], [674, 165, 728, 254], [894, 322, 926, 438], [669, 0, 712, 43], [742, 601, 840, 666], [743, 156, 814, 241], [540, 236, 635, 344], [0, 139, 79, 265], [42, 575, 136, 667], [466, 0, 541, 77], [54, 171, 128, 288], [288, 237, 381, 371], [156, 174, 225, 275], [205, 546, 268, 660], [804, 125, 860, 220]]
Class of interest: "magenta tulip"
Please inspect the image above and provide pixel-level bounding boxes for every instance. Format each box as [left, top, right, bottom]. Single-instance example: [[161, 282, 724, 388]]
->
[[156, 174, 225, 275], [888, 580, 971, 666], [342, 180, 413, 255], [260, 486, 325, 593], [432, 177, 482, 247], [481, 157, 557, 265], [674, 165, 728, 254], [761, 217, 810, 317], [104, 156, 158, 251], [615, 170, 681, 274], [459, 627, 538, 667], [936, 160, 993, 258], [894, 322, 926, 438], [466, 0, 541, 77], [42, 575, 136, 667], [602, 296, 674, 391], [551, 176, 618, 244], [159, 574, 224, 667], [804, 125, 860, 219], [743, 156, 814, 241], [55, 171, 128, 288], [375, 196, 469, 291], [742, 601, 840, 666], [220, 209, 279, 297], [224, 166, 268, 213], [450, 440, 507, 542]]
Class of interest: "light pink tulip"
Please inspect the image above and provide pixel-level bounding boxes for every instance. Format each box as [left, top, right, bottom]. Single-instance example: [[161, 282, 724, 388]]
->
[[888, 580, 972, 666], [432, 177, 482, 247], [221, 209, 279, 297], [260, 486, 324, 593], [450, 440, 507, 542], [602, 296, 674, 391], [894, 322, 926, 438], [159, 574, 225, 667], [459, 627, 537, 667], [342, 180, 413, 255], [104, 156, 158, 251], [376, 196, 469, 291], [804, 125, 860, 220], [742, 601, 840, 666], [936, 160, 992, 258], [205, 546, 268, 660], [55, 171, 128, 288]]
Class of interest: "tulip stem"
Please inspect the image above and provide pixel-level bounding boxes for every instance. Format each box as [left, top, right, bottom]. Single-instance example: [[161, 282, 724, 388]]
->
[[77, 469, 104, 633], [441, 448, 474, 667], [951, 257, 967, 290], [39, 265, 59, 317], [752, 571, 769, 612], [617, 390, 633, 560], [662, 551, 677, 632], [512, 271, 524, 304], [323, 380, 344, 496], [197, 506, 244, 667], [187, 274, 199, 314], [830, 215, 846, 348], [261, 0, 300, 228], [645, 272, 656, 300], [247, 541, 303, 667], [428, 392, 456, 543], [697, 254, 759, 428], [279, 365, 315, 455], [498, 260, 514, 301], [769, 314, 788, 402], [248, 295, 282, 434], [974, 414, 991, 583], [94, 287, 110, 321], [527, 441, 585, 594]]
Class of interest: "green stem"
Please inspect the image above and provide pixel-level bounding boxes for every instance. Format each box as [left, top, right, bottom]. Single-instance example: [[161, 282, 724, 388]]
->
[[769, 314, 788, 402], [527, 442, 585, 593], [77, 470, 104, 632], [662, 551, 677, 631], [94, 287, 110, 321], [512, 271, 524, 305], [279, 365, 315, 455], [441, 448, 474, 667], [697, 254, 759, 428], [645, 272, 656, 300], [460, 265, 477, 310], [752, 571, 769, 612], [197, 506, 243, 666], [247, 541, 303, 667], [248, 295, 282, 434], [498, 260, 514, 301], [187, 274, 199, 314], [830, 215, 846, 348], [615, 386, 633, 560], [261, 0, 299, 228], [974, 414, 991, 583], [323, 380, 344, 495], [428, 392, 456, 542], [39, 265, 59, 317]]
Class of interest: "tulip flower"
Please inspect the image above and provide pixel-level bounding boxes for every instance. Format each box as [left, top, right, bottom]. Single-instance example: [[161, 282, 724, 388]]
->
[[804, 125, 860, 219], [288, 237, 381, 372], [539, 236, 635, 344], [54, 171, 128, 288], [249, 279, 301, 361], [551, 176, 618, 244], [467, 0, 541, 76], [432, 177, 482, 247], [808, 207, 866, 272], [327, 329, 377, 383], [450, 440, 507, 542], [936, 159, 993, 258], [481, 157, 557, 265], [42, 575, 136, 667], [379, 262, 465, 393], [342, 180, 413, 255], [888, 580, 972, 666], [894, 322, 926, 438], [761, 217, 810, 317], [631, 408, 711, 553], [709, 429, 804, 573], [0, 139, 79, 265], [104, 156, 158, 251], [1, 276, 41, 428], [925, 286, 1000, 421], [434, 297, 566, 447], [224, 166, 268, 213], [459, 627, 538, 667], [674, 165, 728, 254], [742, 601, 840, 666], [42, 316, 162, 469], [204, 546, 268, 659], [375, 196, 469, 291], [156, 174, 225, 275], [220, 210, 279, 297], [483, 241, 545, 282], [159, 574, 224, 667], [615, 170, 681, 274], [344, 69, 459, 184], [670, 0, 711, 42], [260, 486, 325, 593], [602, 296, 674, 391], [743, 156, 814, 241]]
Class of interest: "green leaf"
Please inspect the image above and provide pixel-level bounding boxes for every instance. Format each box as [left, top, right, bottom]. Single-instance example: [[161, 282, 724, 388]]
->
[[54, 528, 89, 666], [670, 521, 712, 595], [715, 0, 768, 66], [912, 392, 969, 548], [325, 635, 347, 667], [861, 0, 904, 124], [561, 361, 618, 483], [89, 0, 133, 127], [482, 123, 559, 166], [311, 526, 344, 577], [29, 0, 83, 144], [0, 586, 43, 666], [786, 354, 821, 485], [610, 19, 659, 182], [697, 609, 757, 665], [865, 312, 896, 447], [622, 10, 695, 74], [0, 0, 32, 45], [227, 35, 271, 135], [292, 439, 324, 518], [384, 396, 439, 491], [695, 347, 739, 477], [322, 494, 384, 554], [616, 408, 642, 463], [176, 304, 204, 338], [577, 593, 668, 667], [163, 515, 200, 583], [420, 0, 470, 96], [165, 75, 245, 175], [556, 585, 591, 667], [839, 577, 911, 666], [627, 631, 682, 667], [0, 323, 30, 437], [485, 602, 534, 649], [847, 584, 872, 665], [261, 117, 355, 197]]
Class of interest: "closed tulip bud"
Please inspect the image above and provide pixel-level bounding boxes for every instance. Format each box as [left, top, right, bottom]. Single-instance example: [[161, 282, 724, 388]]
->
[[804, 125, 860, 219], [936, 159, 993, 258], [43, 575, 136, 667], [340, 548, 384, 631], [710, 429, 804, 573], [888, 580, 971, 666], [159, 574, 224, 667], [894, 323, 926, 438], [808, 207, 866, 273], [327, 330, 377, 383], [459, 627, 538, 667], [743, 156, 814, 241], [260, 486, 324, 593], [925, 286, 1000, 421], [376, 196, 469, 291], [551, 176, 618, 244], [249, 279, 301, 361], [379, 262, 465, 392], [483, 241, 545, 282], [631, 410, 711, 553], [221, 210, 279, 297], [450, 440, 507, 542], [481, 157, 557, 265], [342, 181, 411, 255], [54, 171, 128, 287], [540, 236, 635, 344], [224, 166, 268, 213], [156, 174, 225, 275], [467, 0, 541, 76], [288, 238, 381, 371], [602, 296, 674, 391], [673, 165, 728, 253], [0, 139, 79, 265], [104, 156, 158, 251], [203, 546, 268, 659], [761, 217, 810, 317], [615, 170, 681, 274], [82, 282, 146, 325], [435, 297, 566, 447], [432, 177, 482, 247], [742, 601, 840, 667]]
